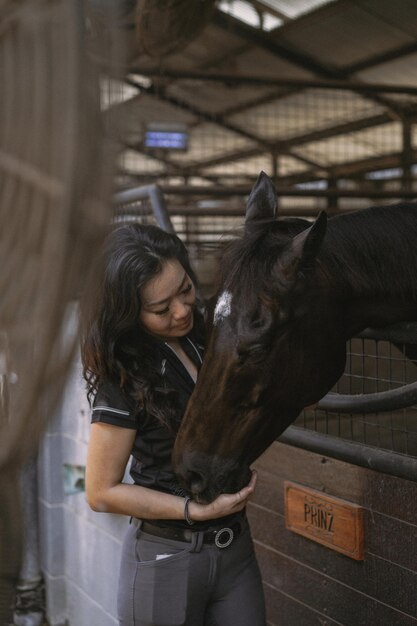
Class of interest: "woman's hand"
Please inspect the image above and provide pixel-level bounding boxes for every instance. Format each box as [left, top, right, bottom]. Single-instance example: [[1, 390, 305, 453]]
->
[[187, 470, 257, 522]]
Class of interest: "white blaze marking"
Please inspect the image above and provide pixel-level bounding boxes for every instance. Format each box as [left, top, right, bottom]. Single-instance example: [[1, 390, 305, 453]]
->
[[214, 290, 232, 325]]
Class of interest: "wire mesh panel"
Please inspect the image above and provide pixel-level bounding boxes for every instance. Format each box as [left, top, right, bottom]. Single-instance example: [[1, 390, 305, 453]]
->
[[113, 76, 417, 210], [297, 337, 417, 459]]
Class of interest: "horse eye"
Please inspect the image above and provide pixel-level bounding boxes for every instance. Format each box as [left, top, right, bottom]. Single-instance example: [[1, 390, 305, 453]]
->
[[237, 342, 267, 366]]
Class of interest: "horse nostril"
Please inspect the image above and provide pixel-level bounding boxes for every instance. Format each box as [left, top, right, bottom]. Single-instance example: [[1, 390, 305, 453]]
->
[[188, 470, 207, 496]]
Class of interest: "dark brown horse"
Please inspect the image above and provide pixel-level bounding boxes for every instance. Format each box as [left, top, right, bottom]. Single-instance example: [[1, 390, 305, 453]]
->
[[173, 172, 417, 503]]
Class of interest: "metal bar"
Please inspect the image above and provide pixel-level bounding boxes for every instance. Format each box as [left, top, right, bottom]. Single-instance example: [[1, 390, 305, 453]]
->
[[114, 185, 161, 203], [279, 426, 417, 481], [318, 382, 417, 413], [114, 204, 349, 218], [156, 185, 417, 199], [276, 151, 417, 188], [360, 323, 417, 343], [147, 186, 175, 233], [131, 67, 417, 97], [402, 120, 413, 194], [113, 184, 174, 233], [14, 457, 44, 626], [345, 41, 417, 75]]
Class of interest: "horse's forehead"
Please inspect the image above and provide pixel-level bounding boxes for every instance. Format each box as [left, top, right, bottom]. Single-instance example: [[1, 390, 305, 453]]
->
[[213, 290, 233, 325]]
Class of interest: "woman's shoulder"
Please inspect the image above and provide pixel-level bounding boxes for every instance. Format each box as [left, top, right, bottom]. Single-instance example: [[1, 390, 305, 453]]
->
[[91, 379, 139, 429], [94, 379, 133, 408]]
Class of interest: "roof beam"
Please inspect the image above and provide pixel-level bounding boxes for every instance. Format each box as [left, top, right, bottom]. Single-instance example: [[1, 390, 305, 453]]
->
[[124, 77, 323, 172], [345, 41, 417, 75], [129, 69, 417, 96], [174, 111, 399, 173], [280, 150, 417, 185], [144, 182, 417, 200], [211, 8, 406, 118], [211, 8, 342, 80], [126, 77, 270, 150]]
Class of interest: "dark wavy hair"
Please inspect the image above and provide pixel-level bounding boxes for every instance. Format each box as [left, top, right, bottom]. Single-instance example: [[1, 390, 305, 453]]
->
[[81, 223, 204, 427]]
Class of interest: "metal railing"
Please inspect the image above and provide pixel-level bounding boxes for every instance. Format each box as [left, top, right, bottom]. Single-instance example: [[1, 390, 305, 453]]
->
[[280, 322, 417, 481]]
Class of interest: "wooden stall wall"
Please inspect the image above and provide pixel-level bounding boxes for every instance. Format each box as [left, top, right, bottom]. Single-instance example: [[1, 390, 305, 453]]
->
[[248, 442, 417, 626]]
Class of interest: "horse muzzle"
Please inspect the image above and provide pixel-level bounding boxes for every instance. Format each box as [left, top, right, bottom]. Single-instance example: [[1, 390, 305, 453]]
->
[[174, 449, 250, 504]]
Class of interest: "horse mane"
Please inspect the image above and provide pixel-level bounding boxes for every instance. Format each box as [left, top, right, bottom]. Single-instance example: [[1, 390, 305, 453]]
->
[[220, 218, 308, 300], [220, 204, 417, 302]]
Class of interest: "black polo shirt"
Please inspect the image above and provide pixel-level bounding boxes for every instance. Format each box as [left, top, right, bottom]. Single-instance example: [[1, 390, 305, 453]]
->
[[91, 331, 204, 502]]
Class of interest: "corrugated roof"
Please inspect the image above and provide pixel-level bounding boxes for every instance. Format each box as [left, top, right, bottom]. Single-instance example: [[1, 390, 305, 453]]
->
[[114, 0, 417, 203]]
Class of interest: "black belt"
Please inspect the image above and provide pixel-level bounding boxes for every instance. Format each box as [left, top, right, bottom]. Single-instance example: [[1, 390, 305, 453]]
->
[[138, 518, 243, 549]]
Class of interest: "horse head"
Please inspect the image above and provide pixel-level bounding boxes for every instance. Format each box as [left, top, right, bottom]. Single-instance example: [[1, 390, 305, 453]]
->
[[173, 172, 349, 503]]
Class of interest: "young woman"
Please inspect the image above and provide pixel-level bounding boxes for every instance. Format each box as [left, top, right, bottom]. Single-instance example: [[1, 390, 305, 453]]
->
[[82, 223, 266, 626]]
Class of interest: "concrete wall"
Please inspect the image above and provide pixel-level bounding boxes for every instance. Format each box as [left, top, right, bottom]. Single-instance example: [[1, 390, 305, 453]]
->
[[37, 355, 129, 626]]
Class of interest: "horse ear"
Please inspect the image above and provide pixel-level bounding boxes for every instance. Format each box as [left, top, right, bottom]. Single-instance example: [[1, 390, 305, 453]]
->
[[245, 171, 277, 230], [278, 211, 327, 285]]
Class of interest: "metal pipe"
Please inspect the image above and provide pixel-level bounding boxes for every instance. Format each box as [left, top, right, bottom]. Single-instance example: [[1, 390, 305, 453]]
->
[[318, 382, 417, 413], [279, 426, 417, 481], [115, 204, 349, 218], [14, 457, 44, 626], [115, 184, 417, 200], [360, 322, 417, 343], [155, 185, 417, 199], [113, 184, 174, 233], [130, 68, 417, 97]]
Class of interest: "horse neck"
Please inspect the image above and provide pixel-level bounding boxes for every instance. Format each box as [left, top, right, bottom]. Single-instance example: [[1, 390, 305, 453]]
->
[[319, 207, 417, 332]]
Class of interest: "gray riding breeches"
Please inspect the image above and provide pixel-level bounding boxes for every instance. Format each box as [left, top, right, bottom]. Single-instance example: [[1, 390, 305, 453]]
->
[[117, 516, 266, 626]]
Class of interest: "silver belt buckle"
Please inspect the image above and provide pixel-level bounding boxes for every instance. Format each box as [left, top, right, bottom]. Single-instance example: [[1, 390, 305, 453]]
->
[[214, 527, 234, 549]]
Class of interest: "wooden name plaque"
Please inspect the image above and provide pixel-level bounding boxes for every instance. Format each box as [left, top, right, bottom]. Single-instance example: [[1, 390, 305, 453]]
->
[[284, 481, 364, 560]]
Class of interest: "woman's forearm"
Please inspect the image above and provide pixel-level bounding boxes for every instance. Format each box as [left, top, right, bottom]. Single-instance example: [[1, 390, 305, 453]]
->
[[87, 481, 186, 520], [86, 422, 186, 520]]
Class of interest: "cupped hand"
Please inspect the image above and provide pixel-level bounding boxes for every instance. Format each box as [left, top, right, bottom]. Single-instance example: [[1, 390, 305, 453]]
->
[[188, 470, 257, 522]]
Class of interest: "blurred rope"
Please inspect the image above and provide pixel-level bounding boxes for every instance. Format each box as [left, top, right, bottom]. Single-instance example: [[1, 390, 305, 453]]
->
[[0, 1, 115, 621]]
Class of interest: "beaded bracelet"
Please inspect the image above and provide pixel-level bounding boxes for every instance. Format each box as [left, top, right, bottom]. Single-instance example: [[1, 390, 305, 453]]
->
[[184, 495, 194, 525]]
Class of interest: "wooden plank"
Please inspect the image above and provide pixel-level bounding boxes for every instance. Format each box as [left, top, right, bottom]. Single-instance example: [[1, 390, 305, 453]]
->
[[364, 510, 417, 573], [253, 441, 417, 525], [284, 481, 364, 560], [255, 543, 417, 626], [253, 443, 366, 506], [248, 505, 417, 618], [262, 583, 342, 626]]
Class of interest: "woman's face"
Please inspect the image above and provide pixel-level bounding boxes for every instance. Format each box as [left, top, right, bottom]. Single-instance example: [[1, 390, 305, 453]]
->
[[139, 259, 196, 339]]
